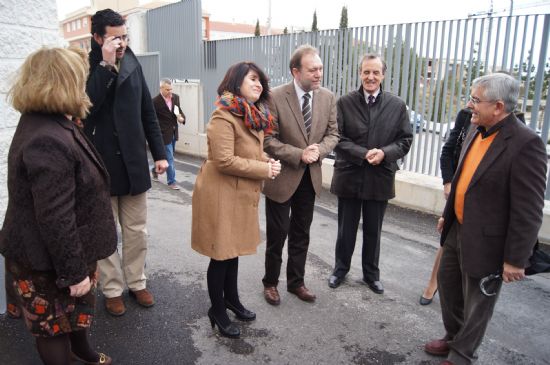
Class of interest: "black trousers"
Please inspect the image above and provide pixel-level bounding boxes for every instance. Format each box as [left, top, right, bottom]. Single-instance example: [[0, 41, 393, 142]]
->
[[263, 168, 316, 290], [438, 222, 502, 365], [332, 197, 387, 282]]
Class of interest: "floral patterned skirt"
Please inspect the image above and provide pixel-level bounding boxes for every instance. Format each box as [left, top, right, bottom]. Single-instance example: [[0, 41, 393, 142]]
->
[[6, 260, 97, 337]]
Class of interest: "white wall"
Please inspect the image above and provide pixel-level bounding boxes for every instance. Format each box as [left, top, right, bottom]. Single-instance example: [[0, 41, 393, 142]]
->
[[0, 0, 61, 313]]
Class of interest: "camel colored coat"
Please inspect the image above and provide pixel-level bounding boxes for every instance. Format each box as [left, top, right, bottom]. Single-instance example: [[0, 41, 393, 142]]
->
[[192, 108, 271, 260]]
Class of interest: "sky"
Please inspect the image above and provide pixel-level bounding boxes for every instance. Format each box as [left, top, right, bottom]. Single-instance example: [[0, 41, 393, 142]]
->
[[57, 0, 550, 30]]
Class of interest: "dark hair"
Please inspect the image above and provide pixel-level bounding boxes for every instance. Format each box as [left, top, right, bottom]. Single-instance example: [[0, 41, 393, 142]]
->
[[289, 44, 319, 73], [358, 53, 387, 74], [217, 62, 270, 104], [91, 9, 126, 37]]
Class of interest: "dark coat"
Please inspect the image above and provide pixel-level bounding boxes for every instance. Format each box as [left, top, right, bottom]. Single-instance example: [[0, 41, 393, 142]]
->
[[83, 41, 166, 196], [152, 93, 186, 145], [440, 109, 472, 184], [441, 113, 547, 278], [330, 87, 413, 201], [0, 113, 117, 288]]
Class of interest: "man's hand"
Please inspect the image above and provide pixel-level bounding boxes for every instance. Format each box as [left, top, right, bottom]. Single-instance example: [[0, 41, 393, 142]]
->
[[437, 217, 444, 234], [502, 262, 525, 283], [155, 159, 169, 174], [101, 36, 122, 65], [443, 183, 451, 199], [366, 148, 385, 165], [301, 144, 320, 164], [69, 276, 91, 297], [177, 115, 185, 124]]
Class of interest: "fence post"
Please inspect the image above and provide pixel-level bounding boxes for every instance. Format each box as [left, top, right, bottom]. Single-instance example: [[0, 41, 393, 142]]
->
[[0, 256, 5, 314]]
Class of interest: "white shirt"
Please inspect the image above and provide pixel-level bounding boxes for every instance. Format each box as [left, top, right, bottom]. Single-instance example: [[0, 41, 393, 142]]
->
[[294, 79, 313, 108], [364, 88, 380, 104]]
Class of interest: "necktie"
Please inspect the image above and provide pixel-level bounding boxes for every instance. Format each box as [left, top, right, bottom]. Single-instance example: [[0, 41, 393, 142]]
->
[[368, 94, 375, 105], [302, 93, 312, 135]]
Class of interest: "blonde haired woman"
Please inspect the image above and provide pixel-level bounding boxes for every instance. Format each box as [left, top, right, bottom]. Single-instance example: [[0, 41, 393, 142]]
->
[[0, 47, 117, 364]]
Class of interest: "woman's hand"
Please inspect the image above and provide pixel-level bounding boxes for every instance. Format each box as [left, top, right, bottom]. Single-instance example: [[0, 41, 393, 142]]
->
[[69, 276, 91, 297], [268, 158, 281, 179]]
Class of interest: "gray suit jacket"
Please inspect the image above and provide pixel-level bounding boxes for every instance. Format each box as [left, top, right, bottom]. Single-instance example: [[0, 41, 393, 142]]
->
[[441, 113, 547, 278], [262, 82, 339, 203]]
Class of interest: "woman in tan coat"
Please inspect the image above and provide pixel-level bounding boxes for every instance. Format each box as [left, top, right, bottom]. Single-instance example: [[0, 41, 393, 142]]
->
[[192, 62, 281, 338]]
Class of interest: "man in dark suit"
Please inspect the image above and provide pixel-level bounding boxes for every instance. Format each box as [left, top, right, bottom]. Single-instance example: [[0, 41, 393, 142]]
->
[[83, 9, 168, 316], [262, 45, 339, 305], [328, 54, 412, 294], [152, 78, 186, 190], [424, 73, 547, 365]]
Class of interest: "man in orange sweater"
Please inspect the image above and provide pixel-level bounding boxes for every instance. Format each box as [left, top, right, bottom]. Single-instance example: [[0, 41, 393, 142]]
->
[[424, 73, 547, 365]]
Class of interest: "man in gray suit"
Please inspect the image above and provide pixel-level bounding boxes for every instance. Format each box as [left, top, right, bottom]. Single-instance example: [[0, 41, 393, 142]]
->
[[425, 74, 547, 364], [328, 54, 412, 293], [262, 45, 339, 305]]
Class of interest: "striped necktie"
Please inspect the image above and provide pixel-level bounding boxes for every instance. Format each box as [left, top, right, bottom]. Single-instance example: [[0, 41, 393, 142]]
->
[[302, 93, 312, 135], [368, 94, 375, 105]]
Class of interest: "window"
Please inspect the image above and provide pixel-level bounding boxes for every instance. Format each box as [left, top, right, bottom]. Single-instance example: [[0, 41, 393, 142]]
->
[[66, 23, 70, 32], [71, 21, 75, 31], [77, 19, 81, 29], [83, 17, 88, 26]]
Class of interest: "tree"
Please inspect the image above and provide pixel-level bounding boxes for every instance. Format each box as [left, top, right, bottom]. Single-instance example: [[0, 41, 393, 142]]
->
[[254, 19, 260, 36], [339, 6, 348, 29], [311, 10, 318, 32], [283, 27, 288, 34]]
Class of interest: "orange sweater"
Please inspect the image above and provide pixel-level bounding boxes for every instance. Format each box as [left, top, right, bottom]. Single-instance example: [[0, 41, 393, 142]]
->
[[454, 132, 498, 223]]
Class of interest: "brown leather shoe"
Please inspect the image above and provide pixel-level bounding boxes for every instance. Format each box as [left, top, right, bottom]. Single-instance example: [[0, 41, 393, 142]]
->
[[105, 296, 126, 316], [424, 339, 450, 356], [130, 288, 155, 307], [263, 286, 280, 305], [288, 285, 316, 302]]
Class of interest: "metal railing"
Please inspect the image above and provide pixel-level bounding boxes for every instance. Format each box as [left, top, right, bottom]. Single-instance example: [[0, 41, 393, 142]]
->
[[145, 1, 549, 196]]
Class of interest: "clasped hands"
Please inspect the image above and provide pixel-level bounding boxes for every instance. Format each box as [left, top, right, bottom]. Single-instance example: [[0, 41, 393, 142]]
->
[[365, 148, 385, 165], [301, 144, 320, 164], [268, 158, 281, 179]]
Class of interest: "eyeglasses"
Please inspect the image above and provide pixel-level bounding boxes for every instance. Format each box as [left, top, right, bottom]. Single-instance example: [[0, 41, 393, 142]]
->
[[104, 34, 129, 42], [468, 95, 497, 105]]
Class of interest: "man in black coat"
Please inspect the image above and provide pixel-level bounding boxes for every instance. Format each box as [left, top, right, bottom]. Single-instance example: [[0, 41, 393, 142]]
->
[[83, 9, 168, 316], [328, 54, 413, 293], [152, 78, 186, 189]]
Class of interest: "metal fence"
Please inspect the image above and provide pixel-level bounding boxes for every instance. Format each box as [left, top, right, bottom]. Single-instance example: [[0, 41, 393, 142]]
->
[[145, 2, 549, 196], [136, 52, 161, 97], [199, 14, 550, 195], [147, 0, 202, 80]]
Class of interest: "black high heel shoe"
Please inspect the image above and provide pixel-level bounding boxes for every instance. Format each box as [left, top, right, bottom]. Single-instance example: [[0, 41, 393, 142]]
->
[[225, 300, 256, 321], [207, 308, 240, 338]]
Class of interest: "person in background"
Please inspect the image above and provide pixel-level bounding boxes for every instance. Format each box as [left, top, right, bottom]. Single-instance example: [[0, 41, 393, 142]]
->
[[328, 54, 412, 293], [424, 73, 547, 365], [152, 78, 186, 190], [0, 47, 117, 365], [262, 45, 339, 305], [84, 8, 168, 316], [191, 62, 281, 338]]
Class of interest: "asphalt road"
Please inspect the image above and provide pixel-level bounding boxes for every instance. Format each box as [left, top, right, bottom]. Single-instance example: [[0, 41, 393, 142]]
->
[[1, 154, 549, 365]]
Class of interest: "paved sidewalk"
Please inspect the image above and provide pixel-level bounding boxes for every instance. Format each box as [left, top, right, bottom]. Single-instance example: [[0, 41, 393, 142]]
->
[[1, 154, 549, 365]]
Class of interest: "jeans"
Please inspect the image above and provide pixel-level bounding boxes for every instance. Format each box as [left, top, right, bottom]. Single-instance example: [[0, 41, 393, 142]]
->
[[165, 138, 176, 185]]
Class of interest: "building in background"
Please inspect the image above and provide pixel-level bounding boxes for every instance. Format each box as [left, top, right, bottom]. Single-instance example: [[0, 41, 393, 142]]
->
[[207, 20, 283, 40], [59, 0, 179, 51]]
